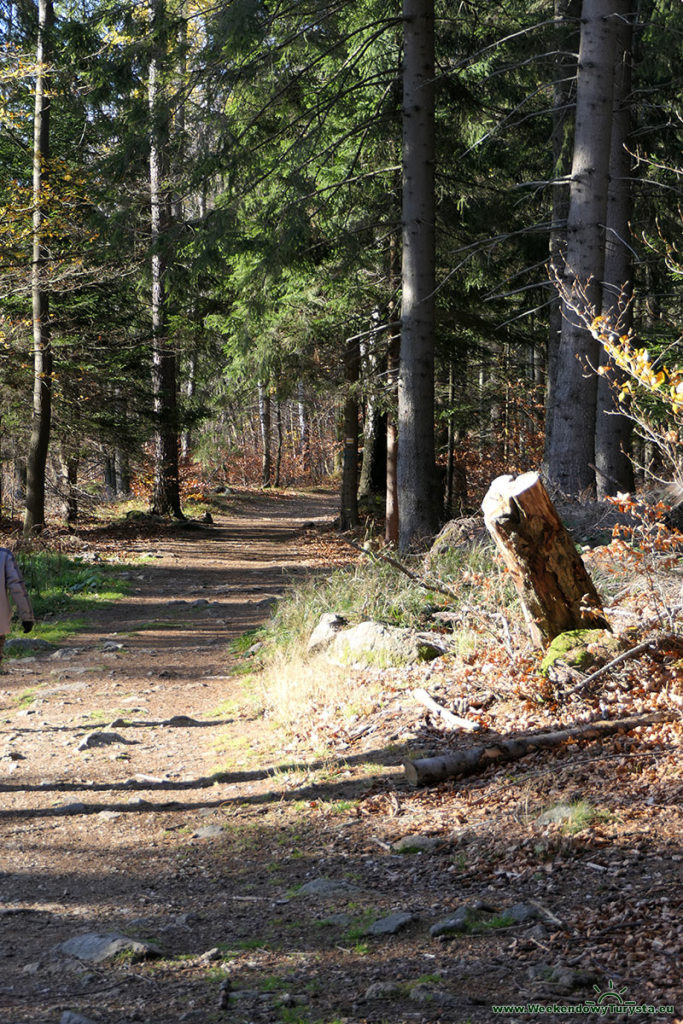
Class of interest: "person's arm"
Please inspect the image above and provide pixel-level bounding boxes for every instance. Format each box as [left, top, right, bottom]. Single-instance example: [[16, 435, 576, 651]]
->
[[5, 552, 34, 626]]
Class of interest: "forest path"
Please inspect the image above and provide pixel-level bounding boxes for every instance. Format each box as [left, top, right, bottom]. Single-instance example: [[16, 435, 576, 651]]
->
[[0, 487, 386, 1024]]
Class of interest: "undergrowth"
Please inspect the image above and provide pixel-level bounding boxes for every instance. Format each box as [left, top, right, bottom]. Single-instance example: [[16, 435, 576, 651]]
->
[[8, 549, 131, 644], [263, 539, 515, 663]]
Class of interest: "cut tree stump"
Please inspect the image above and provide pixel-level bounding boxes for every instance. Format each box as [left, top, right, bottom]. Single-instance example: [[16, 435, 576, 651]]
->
[[481, 471, 610, 646], [403, 712, 675, 787]]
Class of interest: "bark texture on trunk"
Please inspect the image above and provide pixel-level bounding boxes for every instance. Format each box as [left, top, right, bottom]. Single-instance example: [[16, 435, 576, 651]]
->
[[595, 9, 635, 497], [547, 0, 622, 494], [24, 0, 54, 536], [149, 0, 182, 519], [398, 0, 438, 550], [544, 0, 580, 471], [385, 330, 400, 546], [340, 338, 360, 530], [482, 471, 610, 646], [257, 381, 272, 487]]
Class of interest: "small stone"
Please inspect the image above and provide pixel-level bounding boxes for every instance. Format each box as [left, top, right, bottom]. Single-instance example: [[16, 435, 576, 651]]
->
[[297, 877, 359, 897], [77, 731, 137, 751], [365, 981, 401, 1000], [367, 911, 415, 936], [101, 640, 125, 652], [392, 835, 441, 854], [56, 932, 161, 963], [192, 825, 224, 840], [200, 947, 223, 963], [307, 613, 347, 653], [60, 1013, 97, 1024]]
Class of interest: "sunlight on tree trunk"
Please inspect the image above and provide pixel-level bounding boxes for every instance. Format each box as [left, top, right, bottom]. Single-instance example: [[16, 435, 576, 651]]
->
[[398, 0, 438, 550], [24, 0, 54, 536]]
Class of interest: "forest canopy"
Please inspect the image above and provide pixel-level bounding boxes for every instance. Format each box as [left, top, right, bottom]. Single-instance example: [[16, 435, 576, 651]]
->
[[0, 0, 681, 547]]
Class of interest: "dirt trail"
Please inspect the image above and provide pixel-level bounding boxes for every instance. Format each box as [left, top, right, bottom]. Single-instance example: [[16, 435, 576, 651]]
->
[[1, 489, 680, 1024], [0, 489, 361, 1022]]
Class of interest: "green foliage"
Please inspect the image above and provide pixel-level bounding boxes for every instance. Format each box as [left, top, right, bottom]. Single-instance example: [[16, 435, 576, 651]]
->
[[262, 540, 509, 660], [12, 550, 131, 623]]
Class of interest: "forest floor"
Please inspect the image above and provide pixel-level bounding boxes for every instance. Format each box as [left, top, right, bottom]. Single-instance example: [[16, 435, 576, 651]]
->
[[0, 487, 681, 1024]]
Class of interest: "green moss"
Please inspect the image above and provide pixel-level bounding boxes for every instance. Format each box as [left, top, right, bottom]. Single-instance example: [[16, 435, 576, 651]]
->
[[540, 629, 619, 675]]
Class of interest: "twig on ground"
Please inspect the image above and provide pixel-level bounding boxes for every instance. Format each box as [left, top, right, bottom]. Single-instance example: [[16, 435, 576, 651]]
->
[[412, 686, 481, 732], [565, 634, 683, 697]]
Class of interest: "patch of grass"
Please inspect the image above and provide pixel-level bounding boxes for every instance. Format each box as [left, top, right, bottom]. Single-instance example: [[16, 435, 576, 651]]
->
[[8, 549, 134, 645], [229, 629, 266, 656], [259, 975, 290, 993], [345, 911, 375, 942], [15, 687, 41, 708]]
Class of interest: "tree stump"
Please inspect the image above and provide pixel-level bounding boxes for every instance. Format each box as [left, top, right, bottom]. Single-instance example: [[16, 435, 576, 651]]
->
[[481, 471, 610, 646]]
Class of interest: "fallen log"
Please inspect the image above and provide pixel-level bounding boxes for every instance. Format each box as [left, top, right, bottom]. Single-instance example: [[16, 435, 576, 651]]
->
[[481, 471, 610, 646], [403, 712, 675, 787], [412, 687, 480, 732]]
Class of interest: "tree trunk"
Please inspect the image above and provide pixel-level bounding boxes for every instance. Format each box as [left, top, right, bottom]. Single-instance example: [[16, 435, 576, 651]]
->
[[180, 346, 197, 460], [546, 0, 623, 495], [595, 9, 635, 498], [297, 379, 310, 475], [58, 449, 79, 526], [482, 471, 610, 647], [385, 329, 400, 546], [149, 0, 183, 519], [358, 337, 386, 501], [404, 713, 674, 787], [274, 398, 283, 487], [23, 0, 54, 536], [545, 0, 580, 470], [340, 337, 360, 531], [257, 381, 272, 487], [398, 0, 438, 550]]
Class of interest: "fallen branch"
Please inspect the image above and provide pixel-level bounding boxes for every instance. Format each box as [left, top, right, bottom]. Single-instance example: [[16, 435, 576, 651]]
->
[[403, 711, 677, 787], [412, 687, 481, 732]]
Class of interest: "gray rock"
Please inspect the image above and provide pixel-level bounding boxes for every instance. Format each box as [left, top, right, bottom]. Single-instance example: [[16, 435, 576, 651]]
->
[[192, 825, 224, 839], [364, 981, 401, 1000], [409, 983, 449, 1005], [5, 637, 55, 656], [307, 613, 347, 653], [506, 902, 539, 924], [330, 621, 442, 668], [77, 731, 137, 751], [190, 599, 210, 609], [527, 963, 600, 993], [56, 932, 161, 963], [199, 947, 223, 963], [297, 877, 359, 897], [49, 648, 81, 660], [392, 835, 441, 854], [367, 911, 415, 936], [60, 1013, 97, 1024], [101, 640, 125, 652], [536, 803, 577, 826], [430, 901, 498, 938]]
